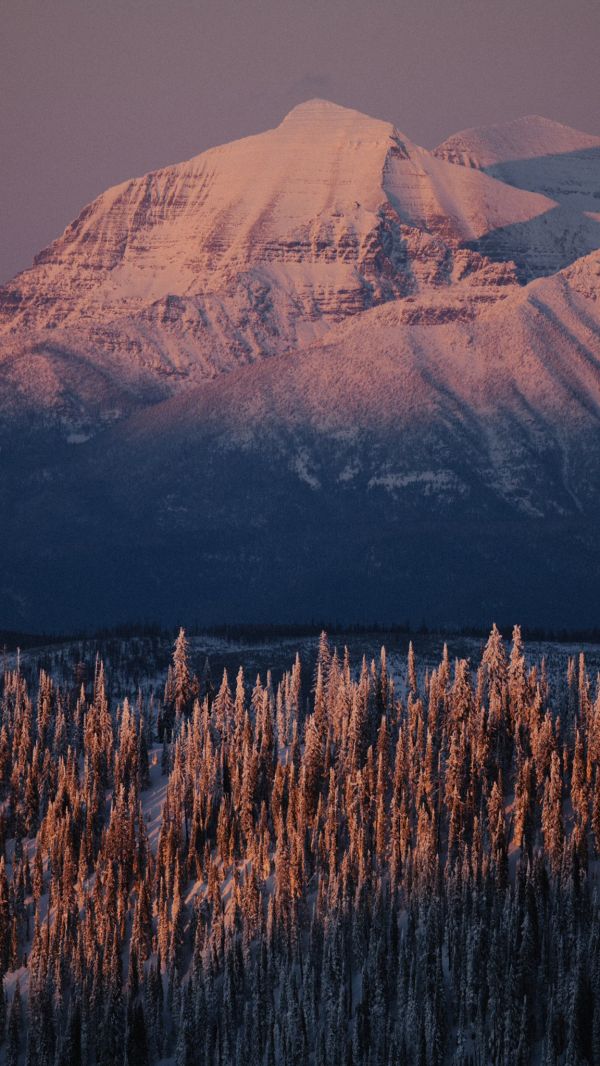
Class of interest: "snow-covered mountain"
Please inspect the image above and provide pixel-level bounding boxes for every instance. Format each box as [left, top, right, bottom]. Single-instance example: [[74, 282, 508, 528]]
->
[[1, 100, 599, 629], [2, 101, 599, 427], [436, 114, 600, 213]]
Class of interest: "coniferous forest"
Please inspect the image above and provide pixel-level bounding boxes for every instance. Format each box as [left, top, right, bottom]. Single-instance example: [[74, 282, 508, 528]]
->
[[0, 627, 599, 1065]]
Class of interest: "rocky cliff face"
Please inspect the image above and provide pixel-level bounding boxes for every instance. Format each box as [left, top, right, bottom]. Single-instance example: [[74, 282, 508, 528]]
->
[[1, 101, 599, 628]]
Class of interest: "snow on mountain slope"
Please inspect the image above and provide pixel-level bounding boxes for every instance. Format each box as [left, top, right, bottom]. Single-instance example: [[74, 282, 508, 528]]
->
[[435, 114, 600, 218], [108, 249, 600, 518], [382, 139, 552, 239], [436, 114, 600, 168], [2, 100, 598, 431], [0, 99, 551, 329], [2, 252, 598, 631]]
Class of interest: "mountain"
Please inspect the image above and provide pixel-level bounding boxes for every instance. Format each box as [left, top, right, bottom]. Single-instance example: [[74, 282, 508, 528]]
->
[[1, 101, 599, 629], [436, 113, 600, 167], [2, 101, 597, 431], [435, 113, 600, 212]]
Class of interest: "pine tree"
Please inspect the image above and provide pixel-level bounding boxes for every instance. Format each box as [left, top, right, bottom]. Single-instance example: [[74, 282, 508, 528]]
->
[[173, 628, 192, 721], [542, 751, 564, 873]]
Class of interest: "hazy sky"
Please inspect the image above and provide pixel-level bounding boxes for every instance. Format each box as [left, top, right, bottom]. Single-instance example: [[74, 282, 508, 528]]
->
[[2, 0, 599, 283]]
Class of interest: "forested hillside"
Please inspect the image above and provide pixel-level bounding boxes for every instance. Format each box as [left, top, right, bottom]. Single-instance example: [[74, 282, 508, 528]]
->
[[0, 627, 599, 1064]]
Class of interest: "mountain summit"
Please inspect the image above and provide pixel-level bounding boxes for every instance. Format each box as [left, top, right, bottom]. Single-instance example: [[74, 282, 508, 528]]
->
[[436, 113, 600, 166], [0, 102, 599, 628]]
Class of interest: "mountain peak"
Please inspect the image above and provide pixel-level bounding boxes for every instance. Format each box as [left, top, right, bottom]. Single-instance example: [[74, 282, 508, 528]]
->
[[436, 114, 600, 167], [282, 97, 369, 118], [283, 97, 349, 116], [279, 97, 394, 135]]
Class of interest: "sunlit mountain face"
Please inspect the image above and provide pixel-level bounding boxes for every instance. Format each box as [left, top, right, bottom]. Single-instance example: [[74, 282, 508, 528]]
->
[[1, 100, 600, 630]]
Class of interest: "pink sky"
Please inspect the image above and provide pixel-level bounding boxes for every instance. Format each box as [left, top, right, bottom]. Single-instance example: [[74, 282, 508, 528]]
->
[[1, 0, 599, 283]]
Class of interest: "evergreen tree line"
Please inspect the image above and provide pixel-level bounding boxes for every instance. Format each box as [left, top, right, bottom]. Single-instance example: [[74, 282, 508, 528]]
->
[[0, 626, 598, 1064]]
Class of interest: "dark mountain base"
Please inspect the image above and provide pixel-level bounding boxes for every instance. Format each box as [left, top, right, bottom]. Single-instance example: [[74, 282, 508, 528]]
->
[[1, 424, 597, 631]]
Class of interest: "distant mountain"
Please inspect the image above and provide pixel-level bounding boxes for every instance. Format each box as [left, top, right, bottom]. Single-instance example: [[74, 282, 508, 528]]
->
[[1, 101, 599, 629], [436, 113, 600, 166], [435, 113, 600, 211]]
